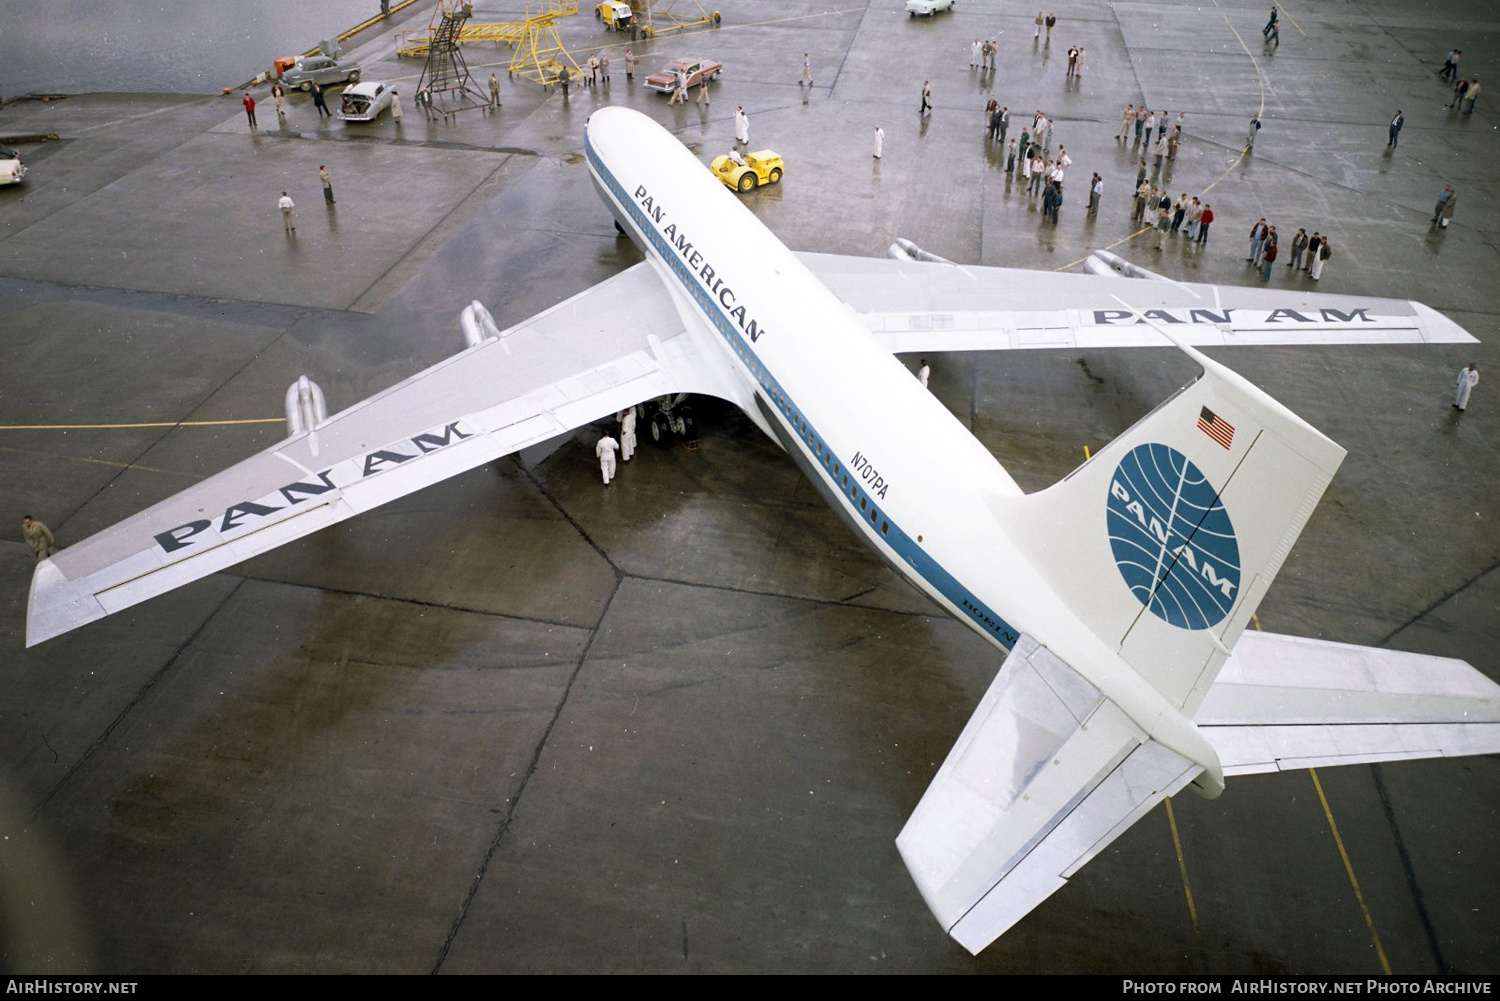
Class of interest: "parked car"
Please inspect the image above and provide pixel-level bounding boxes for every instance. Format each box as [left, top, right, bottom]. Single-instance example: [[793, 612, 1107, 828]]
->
[[0, 145, 26, 186], [595, 1, 632, 30], [906, 0, 955, 15], [282, 53, 361, 91], [644, 57, 723, 94], [339, 81, 394, 122], [710, 149, 783, 192]]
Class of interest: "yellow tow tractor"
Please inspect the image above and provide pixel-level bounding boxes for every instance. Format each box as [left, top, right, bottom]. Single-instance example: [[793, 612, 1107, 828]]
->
[[710, 149, 784, 192], [595, 2, 633, 30]]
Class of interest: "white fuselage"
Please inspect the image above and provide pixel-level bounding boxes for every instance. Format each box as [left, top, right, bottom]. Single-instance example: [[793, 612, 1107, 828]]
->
[[583, 110, 1228, 787], [584, 108, 1062, 652]]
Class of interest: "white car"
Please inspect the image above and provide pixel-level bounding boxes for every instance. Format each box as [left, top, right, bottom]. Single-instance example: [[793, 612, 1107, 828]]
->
[[906, 0, 954, 15], [0, 145, 26, 186], [339, 81, 394, 122]]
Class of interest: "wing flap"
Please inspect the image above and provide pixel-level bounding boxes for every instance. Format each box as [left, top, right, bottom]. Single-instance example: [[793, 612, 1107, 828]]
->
[[897, 635, 1201, 954], [1196, 631, 1500, 774]]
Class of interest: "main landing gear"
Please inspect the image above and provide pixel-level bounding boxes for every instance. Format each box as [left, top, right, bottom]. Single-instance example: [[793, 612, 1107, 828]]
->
[[644, 394, 697, 447]]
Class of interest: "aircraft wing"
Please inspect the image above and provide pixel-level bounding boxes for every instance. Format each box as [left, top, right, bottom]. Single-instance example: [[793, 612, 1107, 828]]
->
[[796, 253, 1478, 351], [897, 635, 1203, 954], [27, 262, 726, 647], [1197, 631, 1500, 774]]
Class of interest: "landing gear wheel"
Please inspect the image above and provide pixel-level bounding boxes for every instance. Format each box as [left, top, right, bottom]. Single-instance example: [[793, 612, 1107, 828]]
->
[[678, 405, 697, 442], [737, 173, 757, 192], [651, 412, 672, 448]]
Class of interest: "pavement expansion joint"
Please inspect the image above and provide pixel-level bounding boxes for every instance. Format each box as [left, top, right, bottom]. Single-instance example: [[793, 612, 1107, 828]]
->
[[32, 578, 247, 821], [430, 583, 615, 976], [231, 572, 594, 634]]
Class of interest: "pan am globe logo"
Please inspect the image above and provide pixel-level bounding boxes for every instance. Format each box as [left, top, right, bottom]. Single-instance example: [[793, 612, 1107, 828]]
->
[[1107, 443, 1241, 630]]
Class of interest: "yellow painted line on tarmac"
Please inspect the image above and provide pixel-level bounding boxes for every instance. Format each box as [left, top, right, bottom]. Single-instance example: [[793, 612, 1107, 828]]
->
[[1310, 768, 1394, 975], [1164, 797, 1202, 938], [0, 446, 197, 479], [1054, 226, 1154, 272], [0, 418, 282, 430], [1276, 4, 1308, 38], [1057, 4, 1269, 273]]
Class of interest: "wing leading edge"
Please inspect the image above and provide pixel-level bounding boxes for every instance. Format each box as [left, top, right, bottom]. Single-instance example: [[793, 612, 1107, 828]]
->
[[27, 262, 729, 646]]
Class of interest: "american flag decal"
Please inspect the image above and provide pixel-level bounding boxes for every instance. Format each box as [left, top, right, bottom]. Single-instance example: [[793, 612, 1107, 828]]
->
[[1198, 406, 1235, 449]]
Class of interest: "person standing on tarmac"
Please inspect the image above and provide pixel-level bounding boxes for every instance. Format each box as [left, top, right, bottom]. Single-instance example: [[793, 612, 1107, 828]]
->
[[22, 515, 55, 562], [619, 409, 637, 462], [596, 433, 620, 485]]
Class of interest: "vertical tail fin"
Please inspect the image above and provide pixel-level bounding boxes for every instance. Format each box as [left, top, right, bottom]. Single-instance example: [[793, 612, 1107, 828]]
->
[[989, 349, 1346, 713]]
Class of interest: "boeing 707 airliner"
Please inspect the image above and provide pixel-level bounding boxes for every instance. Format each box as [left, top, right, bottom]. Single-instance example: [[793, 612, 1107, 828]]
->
[[27, 107, 1500, 954]]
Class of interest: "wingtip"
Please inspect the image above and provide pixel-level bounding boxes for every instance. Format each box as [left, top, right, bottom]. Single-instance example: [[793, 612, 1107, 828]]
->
[[26, 557, 104, 648]]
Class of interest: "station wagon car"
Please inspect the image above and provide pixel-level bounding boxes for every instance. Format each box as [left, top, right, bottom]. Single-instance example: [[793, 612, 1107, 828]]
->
[[644, 58, 723, 94], [339, 81, 394, 122]]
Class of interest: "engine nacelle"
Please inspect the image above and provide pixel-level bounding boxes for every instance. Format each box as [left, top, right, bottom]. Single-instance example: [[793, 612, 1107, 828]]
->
[[283, 375, 328, 437], [887, 237, 954, 264], [460, 300, 503, 348]]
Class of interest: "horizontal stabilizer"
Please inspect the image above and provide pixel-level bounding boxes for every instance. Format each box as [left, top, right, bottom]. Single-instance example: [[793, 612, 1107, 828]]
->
[[897, 636, 1201, 954], [1197, 631, 1500, 774]]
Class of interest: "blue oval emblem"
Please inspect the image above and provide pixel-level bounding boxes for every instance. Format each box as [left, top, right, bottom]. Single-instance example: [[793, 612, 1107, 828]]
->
[[1107, 443, 1241, 630]]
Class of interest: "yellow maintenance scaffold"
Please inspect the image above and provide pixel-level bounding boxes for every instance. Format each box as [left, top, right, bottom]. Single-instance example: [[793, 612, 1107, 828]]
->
[[628, 1, 722, 39], [398, 1, 583, 86]]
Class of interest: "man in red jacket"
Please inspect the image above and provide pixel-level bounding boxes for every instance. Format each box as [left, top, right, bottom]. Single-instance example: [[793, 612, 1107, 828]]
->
[[242, 91, 257, 129], [1196, 204, 1214, 245]]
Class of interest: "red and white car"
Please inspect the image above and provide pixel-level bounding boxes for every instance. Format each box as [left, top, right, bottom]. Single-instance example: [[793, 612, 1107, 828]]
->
[[0, 145, 26, 186], [644, 58, 722, 94]]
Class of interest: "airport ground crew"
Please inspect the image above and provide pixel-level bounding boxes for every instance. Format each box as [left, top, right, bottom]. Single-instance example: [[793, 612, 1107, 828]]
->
[[918, 359, 930, 388], [596, 434, 620, 484], [1454, 363, 1480, 411], [22, 516, 54, 561], [735, 106, 749, 145], [619, 409, 637, 461], [873, 124, 884, 159]]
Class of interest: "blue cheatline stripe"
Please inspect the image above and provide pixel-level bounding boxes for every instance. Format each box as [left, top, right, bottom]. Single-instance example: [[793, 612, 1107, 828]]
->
[[585, 134, 1020, 651]]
